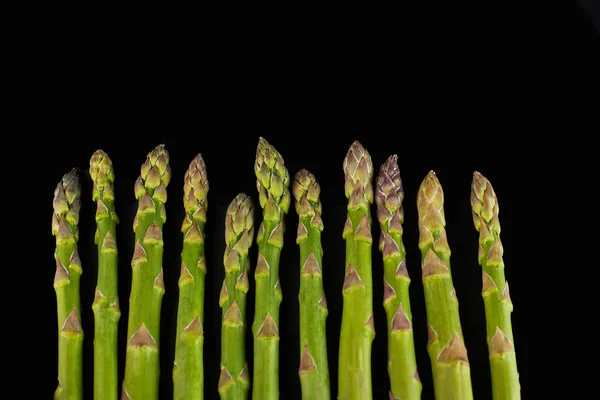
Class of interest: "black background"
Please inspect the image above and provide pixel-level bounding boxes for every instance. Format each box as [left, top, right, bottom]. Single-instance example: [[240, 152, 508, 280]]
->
[[25, 2, 598, 398]]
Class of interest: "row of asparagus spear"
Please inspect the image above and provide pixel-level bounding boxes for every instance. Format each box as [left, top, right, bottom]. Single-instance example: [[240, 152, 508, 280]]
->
[[52, 138, 518, 400]]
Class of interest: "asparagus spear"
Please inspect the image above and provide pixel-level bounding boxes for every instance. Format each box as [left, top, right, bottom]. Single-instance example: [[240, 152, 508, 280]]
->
[[90, 151, 120, 400], [293, 169, 330, 399], [122, 144, 171, 400], [375, 156, 421, 400], [53, 169, 83, 400], [470, 172, 519, 399], [173, 154, 209, 400], [339, 141, 375, 400], [417, 171, 473, 400], [252, 137, 291, 400], [218, 193, 254, 400]]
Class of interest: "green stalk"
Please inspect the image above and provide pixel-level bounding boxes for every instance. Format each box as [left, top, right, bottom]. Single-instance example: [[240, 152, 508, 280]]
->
[[293, 169, 330, 399], [90, 150, 120, 400], [338, 141, 375, 400], [417, 171, 473, 400], [471, 172, 519, 399], [375, 156, 421, 399], [252, 137, 291, 400], [173, 154, 209, 400], [122, 145, 171, 400], [218, 193, 254, 399], [53, 169, 84, 400]]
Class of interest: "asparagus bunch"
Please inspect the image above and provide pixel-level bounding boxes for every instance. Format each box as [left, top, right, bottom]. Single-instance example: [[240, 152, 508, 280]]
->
[[90, 151, 120, 400], [375, 156, 421, 399], [293, 169, 330, 399], [122, 145, 171, 400], [339, 141, 375, 400], [219, 193, 254, 399], [471, 172, 519, 399], [252, 137, 291, 400], [53, 169, 83, 400], [417, 171, 473, 399], [173, 154, 209, 400]]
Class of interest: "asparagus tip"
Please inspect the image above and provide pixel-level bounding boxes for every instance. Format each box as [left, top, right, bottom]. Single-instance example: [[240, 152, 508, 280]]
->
[[343, 140, 373, 202], [90, 149, 114, 189]]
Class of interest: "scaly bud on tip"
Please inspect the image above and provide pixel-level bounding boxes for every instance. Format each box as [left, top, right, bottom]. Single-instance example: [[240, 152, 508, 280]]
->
[[293, 169, 321, 217], [343, 140, 374, 202], [255, 137, 290, 211], [376, 154, 404, 227], [90, 150, 115, 196], [417, 170, 445, 234], [471, 171, 500, 233], [183, 153, 209, 215]]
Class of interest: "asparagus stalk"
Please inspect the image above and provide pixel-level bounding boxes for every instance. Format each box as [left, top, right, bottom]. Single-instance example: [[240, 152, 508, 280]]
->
[[53, 169, 83, 400], [293, 169, 330, 399], [90, 151, 120, 400], [252, 137, 291, 400], [173, 154, 209, 400], [218, 193, 254, 400], [338, 141, 375, 400], [122, 145, 171, 400], [417, 171, 473, 400], [375, 156, 421, 400], [470, 172, 519, 399]]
